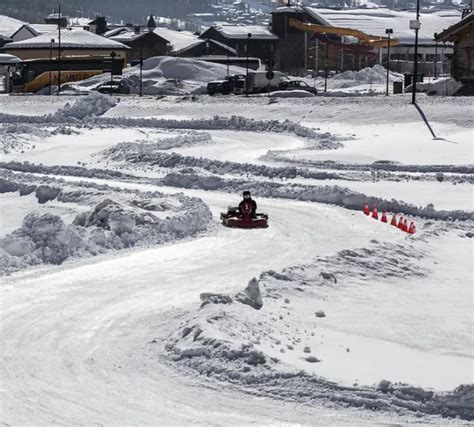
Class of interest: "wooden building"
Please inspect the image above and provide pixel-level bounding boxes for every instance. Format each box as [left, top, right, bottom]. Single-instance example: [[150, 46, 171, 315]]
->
[[436, 11, 473, 93], [199, 25, 278, 67], [108, 29, 170, 62], [174, 39, 237, 58], [4, 29, 128, 62]]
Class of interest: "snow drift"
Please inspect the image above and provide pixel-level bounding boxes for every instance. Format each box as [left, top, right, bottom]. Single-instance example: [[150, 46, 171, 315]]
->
[[0, 175, 212, 275]]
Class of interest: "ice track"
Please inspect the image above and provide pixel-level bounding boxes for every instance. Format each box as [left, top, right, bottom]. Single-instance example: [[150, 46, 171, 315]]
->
[[1, 190, 409, 425]]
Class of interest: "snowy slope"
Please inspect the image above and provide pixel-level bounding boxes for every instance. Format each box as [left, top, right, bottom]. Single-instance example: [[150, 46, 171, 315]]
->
[[0, 92, 472, 424]]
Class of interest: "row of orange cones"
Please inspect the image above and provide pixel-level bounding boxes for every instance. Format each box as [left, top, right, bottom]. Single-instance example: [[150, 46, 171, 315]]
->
[[363, 202, 416, 234]]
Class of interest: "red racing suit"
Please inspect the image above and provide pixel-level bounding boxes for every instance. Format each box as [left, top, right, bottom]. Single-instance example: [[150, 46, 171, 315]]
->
[[238, 199, 257, 218]]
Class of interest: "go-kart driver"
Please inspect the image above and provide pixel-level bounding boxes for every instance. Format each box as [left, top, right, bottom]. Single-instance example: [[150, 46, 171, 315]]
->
[[238, 190, 257, 218]]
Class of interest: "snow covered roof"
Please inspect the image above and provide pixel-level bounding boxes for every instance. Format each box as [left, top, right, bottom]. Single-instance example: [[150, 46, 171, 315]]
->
[[4, 29, 129, 50], [304, 8, 461, 44], [173, 38, 237, 56], [211, 25, 278, 39], [153, 28, 199, 52], [0, 15, 27, 39], [436, 11, 473, 42], [29, 24, 59, 35]]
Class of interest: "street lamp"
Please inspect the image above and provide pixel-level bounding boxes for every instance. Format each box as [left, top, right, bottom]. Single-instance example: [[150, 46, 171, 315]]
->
[[49, 38, 55, 96], [410, 2, 421, 105], [385, 28, 393, 96], [434, 32, 438, 79], [110, 51, 116, 96], [139, 37, 143, 97], [245, 33, 252, 97]]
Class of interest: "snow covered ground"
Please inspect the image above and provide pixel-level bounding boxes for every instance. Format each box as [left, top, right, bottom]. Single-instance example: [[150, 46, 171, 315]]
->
[[0, 90, 472, 425]]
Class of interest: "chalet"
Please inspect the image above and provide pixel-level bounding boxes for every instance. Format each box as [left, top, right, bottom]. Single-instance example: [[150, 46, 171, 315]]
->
[[199, 25, 279, 66], [4, 29, 129, 62], [108, 28, 170, 62], [436, 11, 473, 93], [0, 15, 37, 49], [174, 39, 237, 57]]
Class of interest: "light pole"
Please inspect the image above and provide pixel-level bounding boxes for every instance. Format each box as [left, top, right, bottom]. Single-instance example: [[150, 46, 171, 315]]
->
[[410, 1, 421, 104], [139, 38, 143, 97], [385, 28, 393, 96], [110, 51, 116, 96], [324, 41, 329, 92], [245, 33, 252, 97], [434, 32, 438, 79], [57, 3, 62, 95], [49, 38, 55, 95]]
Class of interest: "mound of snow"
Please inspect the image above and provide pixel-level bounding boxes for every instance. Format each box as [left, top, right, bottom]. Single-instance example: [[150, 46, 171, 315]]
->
[[53, 92, 117, 120], [333, 65, 403, 84], [270, 90, 315, 98], [405, 77, 462, 96], [71, 57, 248, 95]]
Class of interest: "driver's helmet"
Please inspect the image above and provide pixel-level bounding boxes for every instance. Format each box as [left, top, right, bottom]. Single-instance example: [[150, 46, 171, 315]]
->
[[243, 190, 251, 200]]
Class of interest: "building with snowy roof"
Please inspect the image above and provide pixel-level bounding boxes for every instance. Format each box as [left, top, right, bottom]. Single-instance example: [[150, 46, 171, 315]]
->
[[436, 11, 473, 93], [108, 28, 170, 62], [0, 15, 37, 48], [272, 6, 459, 74], [4, 28, 129, 62], [199, 25, 279, 65]]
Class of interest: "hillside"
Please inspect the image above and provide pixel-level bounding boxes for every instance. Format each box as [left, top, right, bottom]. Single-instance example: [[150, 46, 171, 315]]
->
[[0, 0, 212, 24]]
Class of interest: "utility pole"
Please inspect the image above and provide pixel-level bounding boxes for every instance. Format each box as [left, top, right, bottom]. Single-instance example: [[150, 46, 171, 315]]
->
[[433, 32, 438, 79], [324, 42, 328, 92], [245, 33, 251, 97], [139, 37, 143, 97], [385, 28, 393, 96], [49, 38, 55, 95], [411, 0, 421, 104], [57, 3, 61, 95], [110, 51, 116, 96]]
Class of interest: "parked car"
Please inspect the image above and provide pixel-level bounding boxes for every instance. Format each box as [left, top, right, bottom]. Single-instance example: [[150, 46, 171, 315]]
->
[[278, 80, 317, 94], [207, 74, 246, 95], [95, 78, 130, 94]]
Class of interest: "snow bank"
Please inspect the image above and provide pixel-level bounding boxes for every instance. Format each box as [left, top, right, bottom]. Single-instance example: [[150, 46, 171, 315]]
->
[[270, 90, 315, 98], [163, 233, 474, 421], [0, 175, 212, 275], [102, 147, 342, 180], [160, 170, 474, 221], [405, 77, 463, 96], [71, 56, 248, 95], [333, 65, 403, 84], [53, 92, 117, 120]]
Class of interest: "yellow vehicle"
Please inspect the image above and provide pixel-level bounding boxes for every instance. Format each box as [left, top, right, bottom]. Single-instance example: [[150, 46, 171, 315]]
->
[[12, 56, 123, 92]]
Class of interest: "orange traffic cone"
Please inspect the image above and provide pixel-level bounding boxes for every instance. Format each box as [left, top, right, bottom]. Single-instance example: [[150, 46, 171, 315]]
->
[[403, 219, 408, 232], [372, 207, 379, 220], [408, 221, 416, 234], [398, 216, 404, 230], [381, 210, 388, 223], [390, 214, 397, 226], [363, 201, 370, 215]]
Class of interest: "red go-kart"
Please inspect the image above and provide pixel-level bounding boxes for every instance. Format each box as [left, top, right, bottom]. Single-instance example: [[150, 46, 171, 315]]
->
[[220, 203, 269, 229]]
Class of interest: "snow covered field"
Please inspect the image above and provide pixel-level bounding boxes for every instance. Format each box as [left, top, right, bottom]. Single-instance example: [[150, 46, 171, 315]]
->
[[0, 90, 473, 425]]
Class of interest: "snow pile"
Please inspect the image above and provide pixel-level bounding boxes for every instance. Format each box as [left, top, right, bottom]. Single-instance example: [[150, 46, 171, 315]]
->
[[163, 233, 474, 421], [269, 90, 315, 98], [53, 92, 117, 120], [405, 77, 463, 96], [0, 176, 213, 275], [0, 124, 79, 153], [103, 148, 342, 180], [103, 131, 213, 158], [160, 170, 474, 221], [333, 65, 403, 84], [72, 56, 248, 95]]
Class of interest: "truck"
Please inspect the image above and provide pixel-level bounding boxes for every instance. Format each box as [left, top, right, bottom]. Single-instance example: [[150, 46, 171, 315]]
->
[[233, 71, 283, 95]]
